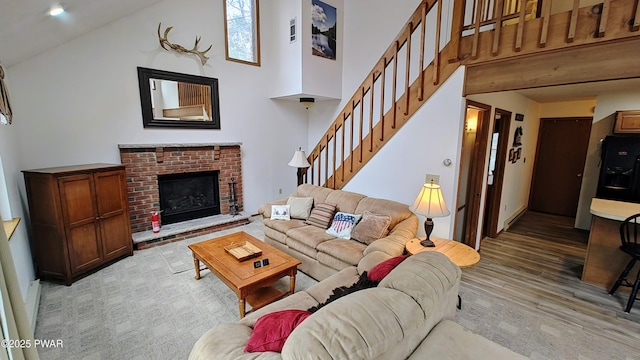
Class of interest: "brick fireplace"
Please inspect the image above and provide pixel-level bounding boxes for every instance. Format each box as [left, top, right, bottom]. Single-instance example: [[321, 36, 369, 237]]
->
[[118, 143, 248, 248]]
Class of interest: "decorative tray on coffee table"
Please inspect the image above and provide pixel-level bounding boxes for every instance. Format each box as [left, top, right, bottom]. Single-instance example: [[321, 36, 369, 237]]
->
[[224, 242, 263, 261]]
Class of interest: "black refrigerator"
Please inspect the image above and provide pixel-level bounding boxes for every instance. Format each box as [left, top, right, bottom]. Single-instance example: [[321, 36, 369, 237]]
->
[[596, 135, 640, 203]]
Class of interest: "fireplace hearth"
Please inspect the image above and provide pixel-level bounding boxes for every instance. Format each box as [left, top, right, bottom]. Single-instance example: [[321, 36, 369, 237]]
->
[[158, 171, 220, 224]]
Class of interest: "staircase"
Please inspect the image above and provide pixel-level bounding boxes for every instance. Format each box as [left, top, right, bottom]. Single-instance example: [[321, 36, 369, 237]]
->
[[305, 0, 640, 189]]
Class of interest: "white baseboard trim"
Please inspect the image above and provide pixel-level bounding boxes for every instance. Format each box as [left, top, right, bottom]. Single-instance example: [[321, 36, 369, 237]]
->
[[25, 279, 41, 334], [503, 206, 527, 231]]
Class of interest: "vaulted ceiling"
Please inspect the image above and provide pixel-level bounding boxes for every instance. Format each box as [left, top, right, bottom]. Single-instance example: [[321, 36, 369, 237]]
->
[[0, 0, 164, 68], [2, 1, 638, 103]]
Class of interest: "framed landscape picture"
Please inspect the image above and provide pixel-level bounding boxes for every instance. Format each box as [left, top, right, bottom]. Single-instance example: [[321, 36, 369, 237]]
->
[[311, 0, 337, 60]]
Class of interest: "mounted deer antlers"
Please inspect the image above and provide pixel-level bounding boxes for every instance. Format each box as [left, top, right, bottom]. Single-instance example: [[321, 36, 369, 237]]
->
[[157, 23, 212, 65]]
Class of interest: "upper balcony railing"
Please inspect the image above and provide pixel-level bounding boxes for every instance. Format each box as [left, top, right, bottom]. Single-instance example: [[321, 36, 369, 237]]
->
[[454, 0, 640, 62]]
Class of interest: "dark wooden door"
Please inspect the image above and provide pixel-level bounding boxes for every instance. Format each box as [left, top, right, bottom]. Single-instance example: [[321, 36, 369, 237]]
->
[[483, 108, 511, 238], [530, 117, 592, 217]]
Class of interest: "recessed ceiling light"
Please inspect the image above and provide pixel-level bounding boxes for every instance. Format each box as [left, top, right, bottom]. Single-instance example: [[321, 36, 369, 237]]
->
[[48, 5, 65, 17]]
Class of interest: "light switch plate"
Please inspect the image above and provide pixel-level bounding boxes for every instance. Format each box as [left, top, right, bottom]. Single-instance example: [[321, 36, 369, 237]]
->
[[425, 174, 440, 184]]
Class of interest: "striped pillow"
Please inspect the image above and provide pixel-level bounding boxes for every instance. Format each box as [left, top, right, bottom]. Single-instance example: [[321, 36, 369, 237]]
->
[[304, 203, 337, 229]]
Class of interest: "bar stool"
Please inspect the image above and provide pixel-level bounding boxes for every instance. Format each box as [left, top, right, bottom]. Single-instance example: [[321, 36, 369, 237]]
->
[[608, 213, 640, 313]]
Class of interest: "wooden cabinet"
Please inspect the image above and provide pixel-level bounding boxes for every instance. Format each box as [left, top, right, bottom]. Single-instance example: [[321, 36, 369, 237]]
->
[[614, 110, 640, 134], [23, 164, 133, 285]]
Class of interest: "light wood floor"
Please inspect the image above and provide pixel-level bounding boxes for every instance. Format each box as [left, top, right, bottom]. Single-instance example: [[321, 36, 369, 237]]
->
[[462, 211, 640, 352]]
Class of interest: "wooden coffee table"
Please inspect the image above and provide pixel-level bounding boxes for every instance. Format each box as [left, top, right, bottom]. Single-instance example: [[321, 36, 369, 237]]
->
[[188, 231, 302, 318]]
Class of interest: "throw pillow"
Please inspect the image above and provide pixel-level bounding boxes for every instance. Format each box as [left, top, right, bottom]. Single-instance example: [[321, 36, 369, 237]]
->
[[270, 205, 291, 220], [286, 197, 314, 220], [367, 255, 408, 282], [351, 210, 392, 245], [326, 212, 362, 239], [304, 203, 337, 229], [244, 309, 312, 353]]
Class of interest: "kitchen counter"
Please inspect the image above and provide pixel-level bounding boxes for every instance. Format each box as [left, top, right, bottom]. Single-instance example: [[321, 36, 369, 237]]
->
[[590, 198, 640, 221], [581, 198, 640, 289]]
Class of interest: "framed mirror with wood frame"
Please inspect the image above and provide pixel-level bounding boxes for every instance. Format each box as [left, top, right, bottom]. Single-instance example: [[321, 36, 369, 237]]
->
[[137, 67, 221, 129]]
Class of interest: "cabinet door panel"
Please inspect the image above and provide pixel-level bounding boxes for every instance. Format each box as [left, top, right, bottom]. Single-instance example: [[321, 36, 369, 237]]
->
[[95, 170, 133, 259], [68, 223, 101, 273], [59, 175, 96, 226], [101, 214, 132, 258], [59, 174, 102, 273], [615, 111, 640, 133], [94, 171, 127, 216]]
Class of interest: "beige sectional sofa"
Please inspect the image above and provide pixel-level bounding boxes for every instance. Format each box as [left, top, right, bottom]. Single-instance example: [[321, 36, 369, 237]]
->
[[189, 251, 529, 359], [257, 184, 418, 281]]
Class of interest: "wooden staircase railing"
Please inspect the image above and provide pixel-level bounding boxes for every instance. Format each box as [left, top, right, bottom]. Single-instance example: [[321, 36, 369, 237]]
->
[[305, 0, 457, 189], [305, 0, 640, 190]]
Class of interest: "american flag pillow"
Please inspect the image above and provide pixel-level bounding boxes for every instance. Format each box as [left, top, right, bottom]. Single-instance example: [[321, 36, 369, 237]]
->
[[326, 212, 363, 240]]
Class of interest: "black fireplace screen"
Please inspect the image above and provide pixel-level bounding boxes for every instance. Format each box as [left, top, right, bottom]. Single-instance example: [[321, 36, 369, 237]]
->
[[158, 171, 220, 224]]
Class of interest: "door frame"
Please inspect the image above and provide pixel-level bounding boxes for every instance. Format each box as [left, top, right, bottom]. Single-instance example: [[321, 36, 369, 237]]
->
[[484, 108, 512, 238], [455, 100, 492, 249]]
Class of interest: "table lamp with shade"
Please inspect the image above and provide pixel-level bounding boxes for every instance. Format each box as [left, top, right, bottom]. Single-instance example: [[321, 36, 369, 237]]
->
[[288, 148, 311, 186], [409, 181, 450, 247]]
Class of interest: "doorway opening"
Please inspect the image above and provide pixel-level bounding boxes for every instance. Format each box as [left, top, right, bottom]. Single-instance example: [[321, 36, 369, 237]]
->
[[483, 108, 512, 238], [454, 100, 491, 248]]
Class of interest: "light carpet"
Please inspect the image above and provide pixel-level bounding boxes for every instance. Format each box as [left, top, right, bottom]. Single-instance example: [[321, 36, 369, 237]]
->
[[34, 217, 639, 359]]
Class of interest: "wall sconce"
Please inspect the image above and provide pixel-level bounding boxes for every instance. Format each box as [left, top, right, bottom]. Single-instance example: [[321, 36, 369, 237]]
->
[[300, 97, 315, 109], [465, 114, 477, 133], [288, 148, 311, 186]]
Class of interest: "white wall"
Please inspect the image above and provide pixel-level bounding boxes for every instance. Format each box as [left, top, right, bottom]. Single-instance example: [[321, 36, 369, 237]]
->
[[5, 0, 310, 296], [307, 0, 464, 240], [10, 0, 308, 211], [345, 67, 467, 240], [269, 0, 303, 99], [307, 0, 422, 158], [302, 0, 343, 99], [269, 0, 344, 100], [0, 85, 35, 300], [329, 0, 422, 122]]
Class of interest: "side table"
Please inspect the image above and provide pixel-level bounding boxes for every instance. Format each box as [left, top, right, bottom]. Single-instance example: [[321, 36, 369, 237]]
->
[[405, 237, 480, 268]]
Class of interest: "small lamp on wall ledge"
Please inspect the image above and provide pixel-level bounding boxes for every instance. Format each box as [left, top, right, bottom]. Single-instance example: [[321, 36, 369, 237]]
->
[[300, 97, 315, 110], [409, 181, 450, 247], [288, 148, 311, 186]]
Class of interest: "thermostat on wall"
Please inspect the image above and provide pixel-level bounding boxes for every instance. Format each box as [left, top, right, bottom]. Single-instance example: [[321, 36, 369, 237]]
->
[[290, 18, 297, 43]]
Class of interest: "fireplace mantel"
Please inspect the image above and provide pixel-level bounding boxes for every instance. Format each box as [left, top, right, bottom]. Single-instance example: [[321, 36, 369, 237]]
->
[[118, 142, 242, 149]]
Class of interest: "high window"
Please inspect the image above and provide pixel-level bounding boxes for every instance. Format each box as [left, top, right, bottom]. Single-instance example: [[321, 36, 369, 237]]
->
[[224, 0, 261, 66]]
